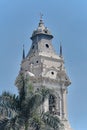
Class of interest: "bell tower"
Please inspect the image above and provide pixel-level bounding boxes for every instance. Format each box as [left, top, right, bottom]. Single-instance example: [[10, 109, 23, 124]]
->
[[16, 17, 73, 130]]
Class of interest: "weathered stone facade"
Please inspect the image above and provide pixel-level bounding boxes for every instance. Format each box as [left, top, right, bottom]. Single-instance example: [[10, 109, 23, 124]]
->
[[16, 18, 73, 130]]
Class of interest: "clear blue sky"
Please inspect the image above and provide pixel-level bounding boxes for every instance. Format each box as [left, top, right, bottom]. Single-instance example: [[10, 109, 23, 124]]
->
[[0, 0, 87, 130]]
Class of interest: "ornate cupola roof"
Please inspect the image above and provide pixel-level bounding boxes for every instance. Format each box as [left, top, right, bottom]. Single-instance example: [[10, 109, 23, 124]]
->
[[26, 17, 57, 58], [31, 18, 53, 40]]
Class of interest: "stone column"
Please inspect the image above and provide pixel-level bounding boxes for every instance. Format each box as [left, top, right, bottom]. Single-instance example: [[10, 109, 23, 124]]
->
[[56, 94, 60, 116], [62, 88, 68, 120], [43, 98, 49, 112], [60, 90, 63, 119]]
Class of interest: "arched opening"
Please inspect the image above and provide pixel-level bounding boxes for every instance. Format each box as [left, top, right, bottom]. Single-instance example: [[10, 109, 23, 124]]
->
[[49, 95, 56, 114]]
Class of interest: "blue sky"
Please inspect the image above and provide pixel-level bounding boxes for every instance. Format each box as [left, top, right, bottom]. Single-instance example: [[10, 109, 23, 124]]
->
[[0, 0, 87, 130]]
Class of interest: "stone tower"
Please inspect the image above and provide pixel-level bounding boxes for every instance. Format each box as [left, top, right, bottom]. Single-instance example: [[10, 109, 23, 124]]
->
[[16, 17, 73, 130]]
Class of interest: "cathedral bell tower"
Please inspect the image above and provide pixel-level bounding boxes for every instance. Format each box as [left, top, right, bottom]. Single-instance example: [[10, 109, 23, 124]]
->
[[16, 17, 73, 130]]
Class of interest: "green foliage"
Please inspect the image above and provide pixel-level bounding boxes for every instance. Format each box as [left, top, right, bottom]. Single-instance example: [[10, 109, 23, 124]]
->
[[0, 91, 19, 111], [15, 72, 25, 89], [42, 112, 64, 130], [26, 83, 34, 98], [29, 113, 44, 130], [0, 76, 64, 130]]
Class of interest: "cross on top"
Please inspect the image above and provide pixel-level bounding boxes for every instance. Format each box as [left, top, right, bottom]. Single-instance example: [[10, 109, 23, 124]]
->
[[40, 13, 43, 20]]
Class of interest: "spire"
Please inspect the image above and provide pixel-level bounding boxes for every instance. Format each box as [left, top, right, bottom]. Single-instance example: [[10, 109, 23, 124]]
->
[[60, 43, 62, 57], [38, 13, 45, 29], [31, 15, 53, 39], [40, 13, 43, 20], [22, 44, 25, 60]]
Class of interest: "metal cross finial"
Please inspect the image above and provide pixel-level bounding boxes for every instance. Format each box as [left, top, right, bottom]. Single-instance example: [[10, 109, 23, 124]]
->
[[40, 13, 43, 20]]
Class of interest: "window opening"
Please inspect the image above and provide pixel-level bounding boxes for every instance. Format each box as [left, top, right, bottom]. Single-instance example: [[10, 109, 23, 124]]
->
[[46, 44, 49, 48], [45, 30, 47, 33], [51, 72, 54, 75], [32, 45, 34, 49], [49, 95, 56, 114]]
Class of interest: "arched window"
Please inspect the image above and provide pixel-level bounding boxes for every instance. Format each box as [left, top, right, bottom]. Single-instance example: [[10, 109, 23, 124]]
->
[[49, 95, 56, 114]]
